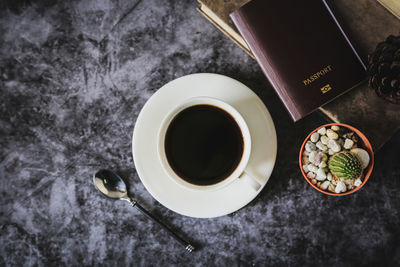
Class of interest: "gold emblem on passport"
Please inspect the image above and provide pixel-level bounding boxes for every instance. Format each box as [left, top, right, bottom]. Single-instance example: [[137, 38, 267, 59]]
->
[[321, 84, 332, 94]]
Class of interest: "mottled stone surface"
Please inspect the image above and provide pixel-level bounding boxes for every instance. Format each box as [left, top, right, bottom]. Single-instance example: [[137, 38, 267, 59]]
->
[[0, 0, 399, 266]]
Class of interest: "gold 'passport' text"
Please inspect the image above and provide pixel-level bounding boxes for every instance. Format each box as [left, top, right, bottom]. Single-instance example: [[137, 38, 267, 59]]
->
[[303, 65, 333, 86]]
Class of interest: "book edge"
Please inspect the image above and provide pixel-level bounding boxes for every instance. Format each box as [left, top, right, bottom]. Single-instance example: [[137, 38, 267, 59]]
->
[[197, 4, 255, 58], [377, 0, 400, 20], [318, 107, 340, 123], [198, 4, 248, 48]]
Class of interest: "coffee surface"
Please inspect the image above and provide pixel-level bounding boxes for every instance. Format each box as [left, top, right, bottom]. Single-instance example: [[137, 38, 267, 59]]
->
[[165, 104, 244, 185]]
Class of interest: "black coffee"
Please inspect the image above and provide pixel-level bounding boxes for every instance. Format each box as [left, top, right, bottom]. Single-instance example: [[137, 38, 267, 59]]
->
[[165, 104, 244, 186]]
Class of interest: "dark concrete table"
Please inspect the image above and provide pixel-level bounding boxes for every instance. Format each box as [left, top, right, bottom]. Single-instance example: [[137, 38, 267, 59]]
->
[[1, 0, 399, 265]]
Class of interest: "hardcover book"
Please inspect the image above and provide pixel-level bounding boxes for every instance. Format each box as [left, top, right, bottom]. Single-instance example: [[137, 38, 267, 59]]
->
[[230, 0, 367, 121], [378, 0, 400, 19]]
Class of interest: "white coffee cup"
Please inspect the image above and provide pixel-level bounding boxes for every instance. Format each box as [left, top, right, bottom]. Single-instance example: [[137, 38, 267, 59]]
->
[[157, 96, 261, 192]]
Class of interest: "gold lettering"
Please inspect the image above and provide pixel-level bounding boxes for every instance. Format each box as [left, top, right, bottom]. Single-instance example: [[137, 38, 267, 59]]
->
[[302, 65, 333, 86]]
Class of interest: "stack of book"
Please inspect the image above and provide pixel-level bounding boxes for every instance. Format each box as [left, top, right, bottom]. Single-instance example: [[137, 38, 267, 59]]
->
[[197, 0, 400, 150]]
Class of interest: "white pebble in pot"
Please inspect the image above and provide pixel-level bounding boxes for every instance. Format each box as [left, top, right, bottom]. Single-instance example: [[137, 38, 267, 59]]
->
[[316, 168, 326, 181], [307, 172, 316, 179], [320, 136, 330, 145], [328, 139, 341, 153], [305, 141, 316, 152], [308, 151, 317, 164], [313, 152, 324, 165], [328, 184, 335, 192], [308, 164, 318, 173], [326, 129, 339, 140], [351, 148, 370, 169], [354, 178, 362, 187], [302, 164, 309, 173], [318, 161, 327, 168], [317, 127, 326, 135], [343, 139, 354, 150], [335, 181, 347, 193], [321, 181, 330, 190], [310, 132, 320, 143], [316, 141, 327, 151], [331, 125, 340, 131]]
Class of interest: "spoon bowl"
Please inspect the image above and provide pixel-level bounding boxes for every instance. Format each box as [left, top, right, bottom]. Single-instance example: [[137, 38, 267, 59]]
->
[[93, 169, 128, 199]]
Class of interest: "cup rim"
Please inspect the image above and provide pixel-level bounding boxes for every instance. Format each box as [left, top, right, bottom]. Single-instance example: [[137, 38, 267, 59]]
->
[[157, 96, 252, 191], [299, 123, 374, 196]]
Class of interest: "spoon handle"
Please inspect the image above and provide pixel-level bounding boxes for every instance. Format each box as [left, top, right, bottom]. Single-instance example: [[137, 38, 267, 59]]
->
[[128, 199, 195, 253]]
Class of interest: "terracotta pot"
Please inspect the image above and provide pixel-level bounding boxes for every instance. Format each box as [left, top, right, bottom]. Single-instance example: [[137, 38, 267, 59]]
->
[[299, 123, 374, 196]]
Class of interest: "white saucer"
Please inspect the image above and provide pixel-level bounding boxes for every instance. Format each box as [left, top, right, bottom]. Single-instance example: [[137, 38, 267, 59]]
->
[[132, 73, 277, 218]]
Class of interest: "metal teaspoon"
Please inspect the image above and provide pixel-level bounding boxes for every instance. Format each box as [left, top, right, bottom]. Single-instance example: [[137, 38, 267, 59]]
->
[[93, 169, 195, 252]]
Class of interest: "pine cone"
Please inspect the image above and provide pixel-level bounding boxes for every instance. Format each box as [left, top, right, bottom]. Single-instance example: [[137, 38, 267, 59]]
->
[[367, 35, 400, 104]]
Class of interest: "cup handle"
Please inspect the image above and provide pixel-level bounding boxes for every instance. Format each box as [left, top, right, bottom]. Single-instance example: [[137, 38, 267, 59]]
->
[[239, 170, 262, 191]]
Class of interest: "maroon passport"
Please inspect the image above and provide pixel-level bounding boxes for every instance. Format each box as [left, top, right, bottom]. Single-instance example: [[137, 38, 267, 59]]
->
[[230, 0, 366, 121]]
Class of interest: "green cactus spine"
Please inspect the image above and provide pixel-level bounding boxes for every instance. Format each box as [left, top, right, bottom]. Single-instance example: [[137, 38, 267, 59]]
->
[[328, 151, 362, 180]]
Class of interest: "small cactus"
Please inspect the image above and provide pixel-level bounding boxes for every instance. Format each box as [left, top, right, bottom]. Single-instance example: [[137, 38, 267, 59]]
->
[[328, 151, 362, 180]]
